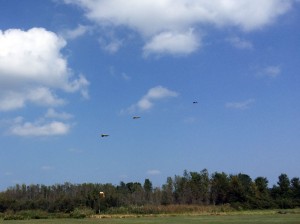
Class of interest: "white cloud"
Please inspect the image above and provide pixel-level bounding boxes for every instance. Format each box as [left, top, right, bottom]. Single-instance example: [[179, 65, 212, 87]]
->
[[9, 118, 70, 137], [147, 169, 161, 175], [64, 74, 90, 99], [5, 110, 73, 137], [64, 0, 293, 55], [143, 30, 200, 56], [264, 66, 281, 78], [27, 87, 65, 106], [99, 37, 123, 54], [41, 166, 55, 171], [227, 36, 253, 50], [183, 116, 198, 124], [4, 171, 13, 176], [45, 108, 73, 120], [226, 99, 255, 110], [0, 92, 25, 111], [61, 24, 91, 40], [125, 86, 178, 113], [121, 73, 131, 81], [0, 87, 64, 111], [255, 65, 281, 79], [0, 28, 89, 111]]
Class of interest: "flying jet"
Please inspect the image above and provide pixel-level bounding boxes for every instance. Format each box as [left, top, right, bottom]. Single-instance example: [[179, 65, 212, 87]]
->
[[101, 134, 109, 137], [193, 101, 198, 104], [133, 116, 141, 119]]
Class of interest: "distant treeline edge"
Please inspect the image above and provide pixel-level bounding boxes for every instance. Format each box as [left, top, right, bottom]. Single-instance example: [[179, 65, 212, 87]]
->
[[0, 169, 299, 214]]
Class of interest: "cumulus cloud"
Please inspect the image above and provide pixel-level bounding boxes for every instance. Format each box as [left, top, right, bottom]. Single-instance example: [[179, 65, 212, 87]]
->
[[41, 166, 55, 171], [183, 116, 198, 124], [9, 119, 70, 137], [143, 30, 200, 56], [4, 107, 74, 137], [264, 66, 281, 78], [227, 36, 253, 50], [0, 28, 89, 111], [226, 99, 255, 110], [61, 24, 91, 40], [124, 86, 178, 113], [64, 0, 293, 56], [99, 37, 123, 54], [4, 171, 13, 176], [147, 169, 161, 175], [45, 108, 73, 120], [0, 87, 64, 111]]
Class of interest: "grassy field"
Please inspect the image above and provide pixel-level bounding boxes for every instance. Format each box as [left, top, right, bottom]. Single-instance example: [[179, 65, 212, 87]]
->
[[1, 213, 300, 224]]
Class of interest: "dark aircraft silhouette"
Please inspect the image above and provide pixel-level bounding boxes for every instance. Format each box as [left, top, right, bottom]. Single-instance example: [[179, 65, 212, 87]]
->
[[133, 116, 141, 119], [193, 101, 198, 104], [101, 134, 109, 137]]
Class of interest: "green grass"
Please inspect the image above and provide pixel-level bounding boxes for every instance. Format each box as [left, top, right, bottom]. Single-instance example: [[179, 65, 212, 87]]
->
[[1, 213, 300, 224]]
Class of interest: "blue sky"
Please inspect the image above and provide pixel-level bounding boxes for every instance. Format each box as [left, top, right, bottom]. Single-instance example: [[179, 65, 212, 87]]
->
[[0, 0, 299, 190]]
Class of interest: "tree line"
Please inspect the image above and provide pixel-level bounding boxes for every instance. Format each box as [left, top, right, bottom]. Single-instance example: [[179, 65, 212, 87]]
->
[[0, 169, 299, 214]]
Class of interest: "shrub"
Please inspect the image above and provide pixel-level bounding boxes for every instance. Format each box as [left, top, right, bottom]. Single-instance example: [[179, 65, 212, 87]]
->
[[70, 207, 94, 219], [17, 210, 49, 219], [4, 214, 25, 220]]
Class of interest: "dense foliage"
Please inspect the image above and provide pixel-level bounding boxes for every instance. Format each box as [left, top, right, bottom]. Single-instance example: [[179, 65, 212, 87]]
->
[[0, 169, 299, 215]]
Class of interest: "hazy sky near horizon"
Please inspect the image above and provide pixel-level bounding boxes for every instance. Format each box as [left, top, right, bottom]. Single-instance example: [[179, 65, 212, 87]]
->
[[0, 0, 299, 190]]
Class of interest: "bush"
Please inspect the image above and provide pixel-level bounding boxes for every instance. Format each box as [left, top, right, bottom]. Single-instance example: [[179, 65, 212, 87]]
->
[[4, 214, 25, 220], [70, 207, 94, 219], [17, 210, 49, 219], [106, 206, 130, 214]]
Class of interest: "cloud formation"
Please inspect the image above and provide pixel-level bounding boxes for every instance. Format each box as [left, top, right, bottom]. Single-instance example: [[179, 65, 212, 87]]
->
[[0, 28, 89, 111], [61, 24, 91, 40], [125, 86, 178, 113], [143, 30, 200, 56], [4, 108, 73, 137], [45, 108, 74, 120], [147, 169, 161, 175], [9, 119, 70, 137], [226, 99, 255, 110], [227, 36, 253, 50], [64, 0, 293, 56], [264, 66, 281, 78]]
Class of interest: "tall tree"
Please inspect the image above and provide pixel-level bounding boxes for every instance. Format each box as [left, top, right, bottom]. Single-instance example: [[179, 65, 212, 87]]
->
[[161, 177, 173, 205], [277, 173, 291, 198], [211, 172, 229, 205], [291, 177, 300, 206], [143, 179, 153, 202]]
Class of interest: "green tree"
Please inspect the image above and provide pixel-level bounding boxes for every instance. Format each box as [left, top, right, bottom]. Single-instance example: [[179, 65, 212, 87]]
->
[[211, 172, 229, 205], [173, 171, 193, 204], [272, 173, 293, 208], [277, 173, 291, 198], [143, 179, 153, 202], [228, 173, 254, 208], [291, 177, 300, 206], [253, 177, 273, 208], [255, 177, 268, 194], [189, 169, 210, 204], [161, 177, 173, 205]]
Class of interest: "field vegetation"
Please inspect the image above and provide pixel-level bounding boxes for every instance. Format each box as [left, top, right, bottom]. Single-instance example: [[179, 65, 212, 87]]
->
[[1, 210, 300, 224], [0, 169, 299, 221]]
